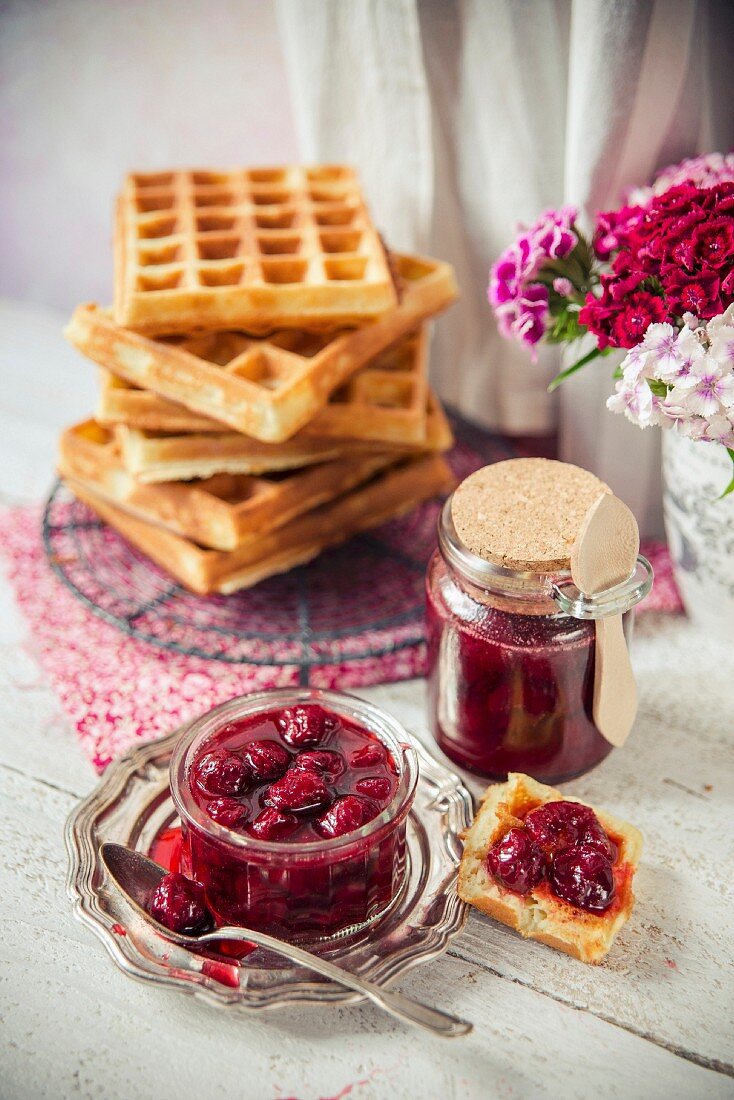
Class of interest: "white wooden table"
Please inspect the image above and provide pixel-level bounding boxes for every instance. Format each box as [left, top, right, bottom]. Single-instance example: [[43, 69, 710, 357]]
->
[[1, 299, 733, 1100]]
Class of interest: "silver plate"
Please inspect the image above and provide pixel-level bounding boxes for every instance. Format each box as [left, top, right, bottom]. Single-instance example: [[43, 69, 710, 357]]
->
[[65, 725, 473, 1010]]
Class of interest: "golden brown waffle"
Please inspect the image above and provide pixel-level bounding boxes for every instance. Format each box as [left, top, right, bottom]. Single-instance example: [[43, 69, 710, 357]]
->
[[58, 420, 398, 551], [97, 370, 221, 433], [66, 252, 458, 442], [113, 423, 367, 483], [64, 453, 456, 594], [96, 328, 432, 446], [112, 392, 453, 483], [114, 167, 398, 334]]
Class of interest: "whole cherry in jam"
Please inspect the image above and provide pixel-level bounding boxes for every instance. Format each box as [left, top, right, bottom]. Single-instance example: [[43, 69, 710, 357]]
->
[[486, 827, 545, 893], [264, 768, 331, 814], [277, 704, 338, 747], [294, 749, 347, 779], [355, 776, 393, 801], [549, 844, 616, 912], [350, 743, 385, 769], [187, 704, 398, 845], [192, 748, 251, 798], [241, 739, 290, 782], [149, 872, 213, 934], [206, 797, 249, 830], [524, 800, 616, 860], [315, 795, 376, 839], [249, 807, 300, 840]]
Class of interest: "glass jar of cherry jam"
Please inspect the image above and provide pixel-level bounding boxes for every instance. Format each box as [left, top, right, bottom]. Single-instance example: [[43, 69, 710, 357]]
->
[[170, 688, 418, 942], [426, 491, 652, 784]]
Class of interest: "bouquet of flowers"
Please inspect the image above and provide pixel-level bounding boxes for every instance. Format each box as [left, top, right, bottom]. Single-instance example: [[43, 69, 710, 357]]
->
[[489, 153, 734, 493]]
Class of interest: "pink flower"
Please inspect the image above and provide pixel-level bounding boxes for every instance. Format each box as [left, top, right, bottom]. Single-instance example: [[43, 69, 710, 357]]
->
[[628, 152, 734, 205], [593, 207, 645, 260], [690, 218, 734, 269], [489, 237, 540, 314], [529, 206, 578, 260], [580, 283, 669, 350], [511, 284, 549, 346], [489, 207, 580, 352], [665, 269, 722, 319], [553, 277, 574, 297]]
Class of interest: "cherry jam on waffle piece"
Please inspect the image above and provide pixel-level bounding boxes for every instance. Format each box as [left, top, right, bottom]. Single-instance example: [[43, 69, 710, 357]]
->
[[485, 800, 617, 913], [189, 704, 399, 843]]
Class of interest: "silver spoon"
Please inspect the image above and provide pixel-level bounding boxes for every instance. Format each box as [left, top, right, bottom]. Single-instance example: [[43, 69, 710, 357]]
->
[[101, 843, 472, 1038]]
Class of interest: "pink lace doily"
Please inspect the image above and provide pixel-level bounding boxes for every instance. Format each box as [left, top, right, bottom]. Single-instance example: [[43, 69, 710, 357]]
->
[[0, 415, 682, 771]]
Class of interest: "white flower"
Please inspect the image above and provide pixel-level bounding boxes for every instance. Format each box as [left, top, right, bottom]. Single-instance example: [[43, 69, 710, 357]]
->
[[677, 415, 709, 441], [620, 343, 654, 382], [655, 326, 705, 383], [658, 397, 687, 430], [705, 303, 734, 336], [641, 323, 680, 375], [682, 311, 702, 331], [704, 412, 734, 447], [708, 324, 734, 375], [607, 376, 660, 428], [669, 354, 734, 417]]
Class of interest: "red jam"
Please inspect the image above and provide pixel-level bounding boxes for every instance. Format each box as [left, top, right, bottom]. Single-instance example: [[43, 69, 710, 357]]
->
[[486, 800, 618, 913], [189, 704, 398, 841], [426, 550, 616, 782], [149, 872, 213, 934], [170, 695, 415, 941]]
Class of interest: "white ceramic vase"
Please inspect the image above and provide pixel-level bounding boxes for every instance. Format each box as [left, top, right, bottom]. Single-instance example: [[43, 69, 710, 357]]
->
[[662, 430, 734, 641]]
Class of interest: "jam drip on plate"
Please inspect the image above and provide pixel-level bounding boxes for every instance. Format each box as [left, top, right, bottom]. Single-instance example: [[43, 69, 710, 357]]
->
[[485, 800, 618, 913]]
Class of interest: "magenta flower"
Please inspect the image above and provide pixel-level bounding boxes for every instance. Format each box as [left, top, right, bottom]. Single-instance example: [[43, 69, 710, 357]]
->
[[530, 206, 578, 260], [489, 207, 579, 354]]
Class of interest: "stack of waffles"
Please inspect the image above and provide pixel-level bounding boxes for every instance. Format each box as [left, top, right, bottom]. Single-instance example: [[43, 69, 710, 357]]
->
[[59, 166, 458, 595]]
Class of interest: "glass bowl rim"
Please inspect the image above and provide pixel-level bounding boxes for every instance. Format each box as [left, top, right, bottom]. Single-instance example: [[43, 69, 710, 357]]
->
[[169, 687, 419, 856]]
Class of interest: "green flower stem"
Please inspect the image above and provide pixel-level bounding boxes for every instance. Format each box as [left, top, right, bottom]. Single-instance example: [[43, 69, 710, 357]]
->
[[547, 346, 611, 392], [541, 256, 588, 290], [720, 448, 734, 499]]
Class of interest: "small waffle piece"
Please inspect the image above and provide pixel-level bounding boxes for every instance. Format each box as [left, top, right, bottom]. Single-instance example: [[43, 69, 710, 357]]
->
[[63, 453, 456, 594], [459, 773, 642, 964], [96, 328, 430, 445], [114, 166, 398, 333], [58, 420, 398, 551], [65, 252, 458, 442]]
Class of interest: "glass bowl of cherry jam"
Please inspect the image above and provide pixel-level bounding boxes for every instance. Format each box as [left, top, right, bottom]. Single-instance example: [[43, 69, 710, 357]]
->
[[169, 688, 418, 942], [426, 497, 652, 784]]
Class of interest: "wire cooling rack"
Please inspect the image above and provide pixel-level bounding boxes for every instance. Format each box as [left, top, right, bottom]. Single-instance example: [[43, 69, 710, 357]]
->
[[42, 412, 518, 670]]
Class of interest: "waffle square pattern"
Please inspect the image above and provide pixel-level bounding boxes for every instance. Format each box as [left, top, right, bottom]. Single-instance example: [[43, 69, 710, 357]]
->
[[94, 328, 437, 448], [68, 253, 457, 442], [115, 167, 398, 334]]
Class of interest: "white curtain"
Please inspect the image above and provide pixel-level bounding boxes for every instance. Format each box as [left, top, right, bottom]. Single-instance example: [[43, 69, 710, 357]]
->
[[276, 0, 734, 536]]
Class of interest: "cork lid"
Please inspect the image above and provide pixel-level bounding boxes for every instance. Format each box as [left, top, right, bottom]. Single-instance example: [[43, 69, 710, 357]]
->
[[451, 458, 610, 572]]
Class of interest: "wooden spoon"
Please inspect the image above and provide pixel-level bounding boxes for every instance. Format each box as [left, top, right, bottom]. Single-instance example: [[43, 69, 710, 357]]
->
[[571, 492, 640, 748]]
